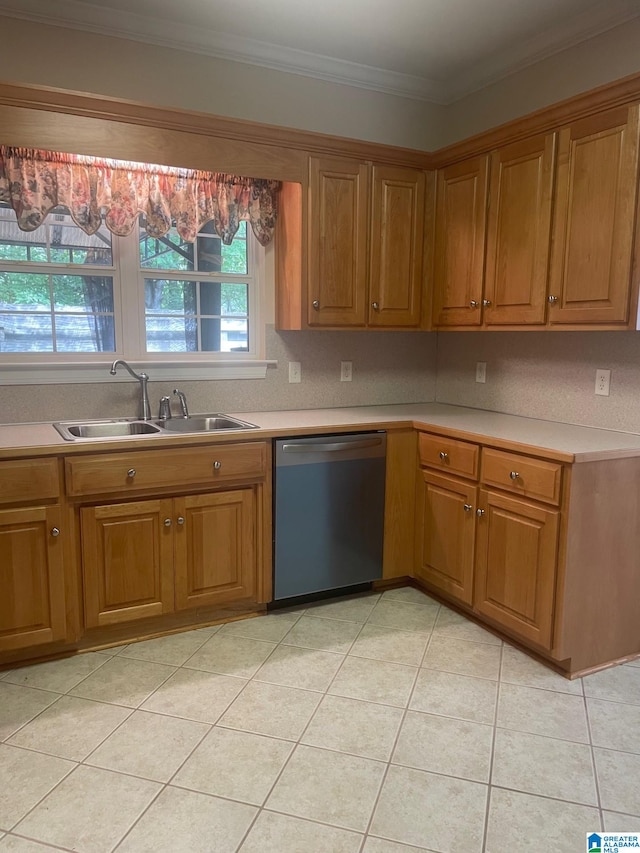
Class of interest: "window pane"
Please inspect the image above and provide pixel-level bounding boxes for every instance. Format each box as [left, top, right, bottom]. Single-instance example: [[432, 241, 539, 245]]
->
[[139, 217, 247, 274], [54, 313, 116, 353], [0, 203, 113, 265], [0, 311, 53, 352], [53, 275, 115, 313], [145, 314, 198, 353], [219, 283, 248, 317], [139, 228, 195, 272], [144, 279, 196, 314], [0, 272, 51, 310]]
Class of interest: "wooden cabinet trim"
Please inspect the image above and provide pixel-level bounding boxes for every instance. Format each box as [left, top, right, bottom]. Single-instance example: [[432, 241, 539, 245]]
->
[[65, 441, 267, 497], [0, 458, 60, 504], [481, 448, 562, 506], [418, 432, 479, 479]]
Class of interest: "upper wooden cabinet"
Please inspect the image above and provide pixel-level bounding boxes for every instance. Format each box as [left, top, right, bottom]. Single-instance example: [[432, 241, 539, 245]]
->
[[432, 103, 640, 331], [484, 133, 556, 326], [548, 105, 640, 326], [277, 156, 426, 329], [432, 155, 488, 327]]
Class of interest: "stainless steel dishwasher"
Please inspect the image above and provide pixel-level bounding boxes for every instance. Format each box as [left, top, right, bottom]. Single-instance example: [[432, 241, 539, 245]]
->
[[273, 431, 386, 602]]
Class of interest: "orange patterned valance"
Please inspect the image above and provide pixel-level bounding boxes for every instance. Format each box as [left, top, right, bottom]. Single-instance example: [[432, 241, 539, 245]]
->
[[0, 147, 280, 246]]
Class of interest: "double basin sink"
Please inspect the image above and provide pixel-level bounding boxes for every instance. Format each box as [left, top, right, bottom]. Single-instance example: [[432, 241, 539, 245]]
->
[[54, 414, 258, 441]]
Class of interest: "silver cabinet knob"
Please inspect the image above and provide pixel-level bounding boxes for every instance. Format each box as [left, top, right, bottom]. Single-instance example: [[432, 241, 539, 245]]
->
[[476, 508, 485, 517], [439, 451, 448, 461], [463, 504, 473, 513], [371, 301, 380, 311], [164, 518, 172, 527], [127, 468, 136, 478], [177, 516, 185, 525], [50, 527, 60, 537], [469, 300, 480, 308], [213, 461, 222, 470], [312, 300, 320, 310], [509, 471, 520, 480], [548, 295, 558, 304], [482, 299, 491, 307]]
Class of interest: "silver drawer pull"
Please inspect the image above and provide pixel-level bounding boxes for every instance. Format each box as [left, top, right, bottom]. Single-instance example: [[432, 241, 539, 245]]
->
[[469, 300, 479, 308], [439, 451, 448, 461], [164, 518, 172, 527], [177, 516, 185, 525], [312, 300, 320, 310], [127, 468, 136, 478], [476, 508, 485, 518], [548, 295, 558, 304], [482, 299, 491, 307], [371, 301, 380, 310], [509, 471, 520, 480], [463, 504, 473, 513], [50, 527, 60, 537], [213, 461, 222, 470]]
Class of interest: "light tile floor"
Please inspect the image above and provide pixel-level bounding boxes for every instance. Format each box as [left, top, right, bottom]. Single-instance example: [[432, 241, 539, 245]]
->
[[1, 586, 640, 853]]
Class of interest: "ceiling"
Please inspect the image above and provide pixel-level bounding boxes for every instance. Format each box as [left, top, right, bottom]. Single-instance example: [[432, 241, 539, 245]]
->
[[0, 0, 639, 104]]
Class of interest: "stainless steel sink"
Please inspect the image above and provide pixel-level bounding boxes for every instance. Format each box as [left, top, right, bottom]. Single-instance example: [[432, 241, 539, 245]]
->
[[54, 420, 162, 440], [153, 415, 257, 433], [53, 414, 258, 441]]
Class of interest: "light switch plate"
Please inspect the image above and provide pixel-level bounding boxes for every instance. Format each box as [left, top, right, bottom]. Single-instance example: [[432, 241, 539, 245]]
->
[[288, 361, 301, 383]]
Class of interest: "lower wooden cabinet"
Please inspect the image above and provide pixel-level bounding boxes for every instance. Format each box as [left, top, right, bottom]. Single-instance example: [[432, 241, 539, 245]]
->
[[174, 490, 256, 610], [82, 489, 257, 627], [81, 498, 175, 628], [415, 471, 476, 605], [0, 504, 67, 652], [474, 488, 559, 648], [415, 432, 563, 652]]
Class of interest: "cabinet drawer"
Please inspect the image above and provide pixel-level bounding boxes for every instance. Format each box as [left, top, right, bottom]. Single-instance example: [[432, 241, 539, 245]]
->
[[65, 442, 267, 496], [481, 448, 562, 505], [0, 458, 59, 504], [418, 433, 479, 479]]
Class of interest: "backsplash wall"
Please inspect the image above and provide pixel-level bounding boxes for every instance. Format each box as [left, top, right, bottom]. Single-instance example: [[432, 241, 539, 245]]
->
[[436, 331, 640, 434], [1, 326, 437, 424]]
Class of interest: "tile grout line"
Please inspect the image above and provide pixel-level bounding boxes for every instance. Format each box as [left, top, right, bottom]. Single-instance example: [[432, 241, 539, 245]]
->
[[482, 641, 505, 853]]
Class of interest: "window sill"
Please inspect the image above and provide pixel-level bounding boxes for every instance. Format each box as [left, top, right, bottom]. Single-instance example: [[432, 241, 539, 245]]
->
[[0, 360, 276, 385]]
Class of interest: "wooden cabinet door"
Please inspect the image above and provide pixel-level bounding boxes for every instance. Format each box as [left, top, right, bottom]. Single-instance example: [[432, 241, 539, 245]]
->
[[174, 489, 256, 610], [0, 505, 66, 652], [548, 104, 640, 325], [368, 165, 425, 327], [432, 155, 489, 327], [474, 489, 559, 648], [81, 499, 174, 628], [308, 157, 369, 326], [415, 471, 477, 605], [484, 134, 556, 326]]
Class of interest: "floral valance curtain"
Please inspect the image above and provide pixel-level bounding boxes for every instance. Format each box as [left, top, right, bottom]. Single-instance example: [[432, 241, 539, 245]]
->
[[0, 147, 280, 246]]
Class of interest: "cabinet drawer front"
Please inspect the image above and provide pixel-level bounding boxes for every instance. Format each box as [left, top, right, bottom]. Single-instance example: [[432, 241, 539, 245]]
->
[[418, 433, 479, 479], [481, 448, 562, 505], [0, 458, 59, 504], [66, 442, 267, 496]]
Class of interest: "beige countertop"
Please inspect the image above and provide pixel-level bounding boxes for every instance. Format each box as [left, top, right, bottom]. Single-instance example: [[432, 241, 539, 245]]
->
[[1, 402, 640, 462]]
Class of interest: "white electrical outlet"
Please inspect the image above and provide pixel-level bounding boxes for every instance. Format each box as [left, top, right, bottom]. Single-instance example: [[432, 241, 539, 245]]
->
[[595, 368, 611, 396], [476, 362, 487, 383], [340, 361, 353, 382], [288, 361, 301, 384]]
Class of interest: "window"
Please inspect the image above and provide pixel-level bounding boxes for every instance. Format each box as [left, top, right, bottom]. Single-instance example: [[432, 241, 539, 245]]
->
[[0, 201, 263, 366]]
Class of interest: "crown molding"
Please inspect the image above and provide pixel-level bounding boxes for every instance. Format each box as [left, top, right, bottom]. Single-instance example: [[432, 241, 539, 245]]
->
[[0, 0, 638, 106], [0, 0, 444, 104], [441, 0, 640, 103]]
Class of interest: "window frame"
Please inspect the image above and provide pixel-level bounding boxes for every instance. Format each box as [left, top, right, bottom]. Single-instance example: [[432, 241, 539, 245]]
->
[[0, 208, 269, 385]]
